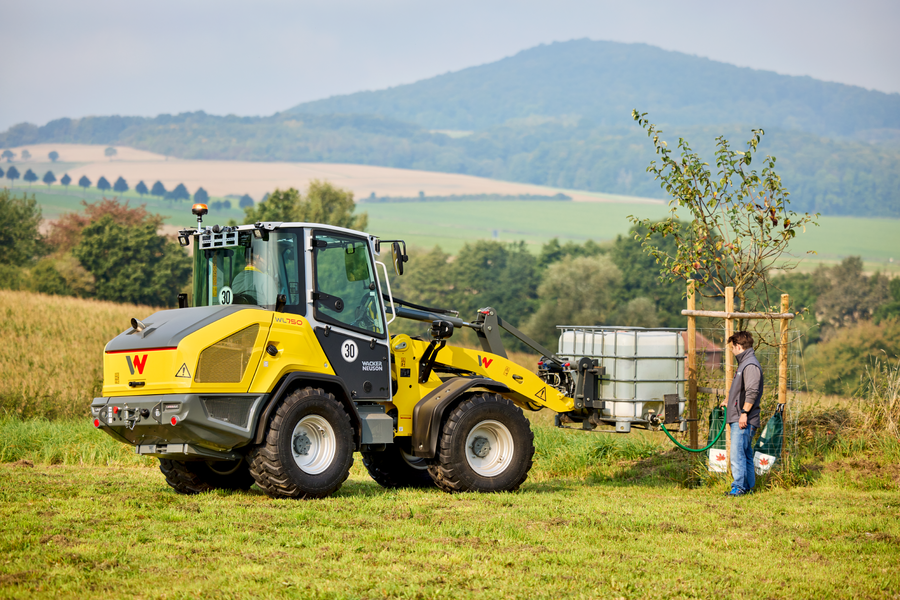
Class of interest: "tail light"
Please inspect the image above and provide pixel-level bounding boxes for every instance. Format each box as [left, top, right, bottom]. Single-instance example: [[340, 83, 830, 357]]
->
[[93, 418, 101, 428], [170, 416, 179, 425]]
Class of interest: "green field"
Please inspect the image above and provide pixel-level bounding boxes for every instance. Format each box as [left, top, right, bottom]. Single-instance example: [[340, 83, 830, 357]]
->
[[363, 200, 900, 272], [1, 417, 898, 599]]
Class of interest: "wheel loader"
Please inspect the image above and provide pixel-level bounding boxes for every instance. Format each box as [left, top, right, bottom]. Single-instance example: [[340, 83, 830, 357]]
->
[[92, 204, 684, 498]]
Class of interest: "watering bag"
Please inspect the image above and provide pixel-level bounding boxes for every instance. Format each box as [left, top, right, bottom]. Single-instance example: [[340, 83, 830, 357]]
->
[[707, 407, 728, 473], [754, 406, 784, 474]]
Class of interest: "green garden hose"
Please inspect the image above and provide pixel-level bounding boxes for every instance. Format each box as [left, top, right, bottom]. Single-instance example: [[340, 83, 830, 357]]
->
[[659, 407, 727, 453]]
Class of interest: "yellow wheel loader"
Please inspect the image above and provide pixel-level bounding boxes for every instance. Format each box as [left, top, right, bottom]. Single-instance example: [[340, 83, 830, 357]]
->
[[92, 204, 685, 498]]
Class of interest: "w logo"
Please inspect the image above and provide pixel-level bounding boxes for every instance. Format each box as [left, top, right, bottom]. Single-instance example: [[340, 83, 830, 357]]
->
[[126, 355, 148, 375], [477, 355, 493, 369]]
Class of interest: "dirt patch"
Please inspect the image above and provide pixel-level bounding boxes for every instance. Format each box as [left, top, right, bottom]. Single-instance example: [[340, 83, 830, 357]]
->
[[10, 459, 34, 468], [39, 534, 75, 547]]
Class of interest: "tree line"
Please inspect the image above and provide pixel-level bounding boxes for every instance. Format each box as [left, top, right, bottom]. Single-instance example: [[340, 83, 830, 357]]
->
[[1, 166, 256, 212]]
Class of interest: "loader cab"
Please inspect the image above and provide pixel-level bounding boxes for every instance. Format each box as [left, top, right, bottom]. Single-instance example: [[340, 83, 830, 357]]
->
[[188, 222, 396, 400]]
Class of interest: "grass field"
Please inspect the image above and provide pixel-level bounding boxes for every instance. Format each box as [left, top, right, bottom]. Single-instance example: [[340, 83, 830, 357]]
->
[[0, 416, 898, 599]]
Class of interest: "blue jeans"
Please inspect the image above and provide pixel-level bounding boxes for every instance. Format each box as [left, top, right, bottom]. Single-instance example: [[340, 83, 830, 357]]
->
[[730, 423, 757, 493]]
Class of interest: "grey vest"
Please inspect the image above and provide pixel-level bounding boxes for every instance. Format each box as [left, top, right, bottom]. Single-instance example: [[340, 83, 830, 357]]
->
[[726, 348, 763, 426]]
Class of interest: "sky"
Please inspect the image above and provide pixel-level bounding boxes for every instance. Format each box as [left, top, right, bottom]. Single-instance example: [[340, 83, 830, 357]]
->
[[1, 0, 898, 132]]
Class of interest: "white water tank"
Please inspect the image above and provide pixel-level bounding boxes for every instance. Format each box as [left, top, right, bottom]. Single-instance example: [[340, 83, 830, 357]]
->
[[558, 327, 686, 426]]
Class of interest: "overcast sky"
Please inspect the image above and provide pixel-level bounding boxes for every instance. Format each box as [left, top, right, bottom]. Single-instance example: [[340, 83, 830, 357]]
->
[[2, 0, 898, 132]]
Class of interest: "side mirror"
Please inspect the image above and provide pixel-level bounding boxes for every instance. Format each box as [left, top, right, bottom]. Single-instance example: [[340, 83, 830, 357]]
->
[[391, 241, 408, 276]]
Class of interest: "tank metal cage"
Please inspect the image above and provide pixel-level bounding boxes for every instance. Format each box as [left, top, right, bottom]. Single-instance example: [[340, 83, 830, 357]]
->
[[557, 325, 687, 432]]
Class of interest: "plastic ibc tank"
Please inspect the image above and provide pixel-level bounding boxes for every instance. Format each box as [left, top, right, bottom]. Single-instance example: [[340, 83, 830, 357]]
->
[[558, 327, 685, 422]]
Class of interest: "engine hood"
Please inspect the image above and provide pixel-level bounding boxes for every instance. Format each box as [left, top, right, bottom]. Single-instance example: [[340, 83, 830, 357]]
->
[[104, 305, 265, 353]]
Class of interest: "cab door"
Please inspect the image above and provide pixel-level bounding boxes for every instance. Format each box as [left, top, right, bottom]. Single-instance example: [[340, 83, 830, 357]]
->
[[310, 230, 391, 400]]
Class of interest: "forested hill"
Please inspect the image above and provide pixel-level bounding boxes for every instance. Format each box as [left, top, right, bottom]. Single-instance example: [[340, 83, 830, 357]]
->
[[288, 39, 900, 139]]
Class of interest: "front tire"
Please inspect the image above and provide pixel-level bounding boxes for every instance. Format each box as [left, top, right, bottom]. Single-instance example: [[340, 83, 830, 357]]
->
[[362, 442, 435, 489], [158, 458, 254, 495], [428, 393, 534, 493], [249, 387, 354, 499]]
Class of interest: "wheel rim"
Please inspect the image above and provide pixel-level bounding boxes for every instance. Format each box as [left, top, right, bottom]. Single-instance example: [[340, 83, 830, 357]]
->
[[400, 449, 429, 471], [291, 414, 336, 475], [464, 419, 514, 477]]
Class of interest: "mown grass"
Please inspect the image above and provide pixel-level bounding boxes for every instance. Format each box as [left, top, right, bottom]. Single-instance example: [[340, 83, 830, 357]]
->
[[1, 415, 898, 599], [0, 290, 159, 419]]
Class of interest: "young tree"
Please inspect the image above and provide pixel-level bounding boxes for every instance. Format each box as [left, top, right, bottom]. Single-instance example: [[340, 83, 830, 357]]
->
[[150, 181, 167, 198], [48, 150, 59, 162], [194, 187, 209, 203], [97, 176, 111, 192], [239, 194, 254, 209], [104, 147, 117, 159], [60, 173, 71, 189], [43, 170, 56, 187], [78, 175, 92, 192], [629, 111, 817, 315], [20, 149, 31, 161], [113, 176, 129, 194], [1, 150, 14, 162], [23, 169, 38, 187], [135, 180, 149, 196], [6, 166, 20, 186]]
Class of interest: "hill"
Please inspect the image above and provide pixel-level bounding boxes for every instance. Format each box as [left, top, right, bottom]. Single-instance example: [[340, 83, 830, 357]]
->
[[289, 39, 900, 138], [2, 40, 899, 218]]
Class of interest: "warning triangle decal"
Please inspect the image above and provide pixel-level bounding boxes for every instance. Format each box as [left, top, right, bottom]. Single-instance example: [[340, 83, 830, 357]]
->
[[175, 363, 191, 378], [535, 387, 547, 402]]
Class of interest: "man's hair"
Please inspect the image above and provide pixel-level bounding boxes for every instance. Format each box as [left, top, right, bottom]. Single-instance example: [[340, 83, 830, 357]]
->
[[727, 331, 754, 351]]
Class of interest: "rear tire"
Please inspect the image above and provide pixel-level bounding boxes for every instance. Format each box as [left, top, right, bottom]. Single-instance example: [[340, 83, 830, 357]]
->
[[427, 393, 534, 493], [158, 458, 254, 495], [248, 387, 354, 499], [362, 443, 435, 489]]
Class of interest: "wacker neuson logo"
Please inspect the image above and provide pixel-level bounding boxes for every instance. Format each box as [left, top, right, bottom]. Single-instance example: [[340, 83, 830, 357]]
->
[[361, 361, 383, 372]]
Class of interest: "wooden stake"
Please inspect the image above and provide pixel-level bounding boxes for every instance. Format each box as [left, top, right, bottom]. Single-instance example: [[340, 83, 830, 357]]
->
[[687, 280, 698, 449], [779, 293, 790, 462], [724, 287, 734, 476]]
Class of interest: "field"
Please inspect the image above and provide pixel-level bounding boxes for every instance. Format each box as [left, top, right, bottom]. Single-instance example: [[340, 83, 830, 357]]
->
[[2, 287, 899, 598], [2, 143, 630, 204], [0, 291, 159, 419], [1, 417, 899, 599]]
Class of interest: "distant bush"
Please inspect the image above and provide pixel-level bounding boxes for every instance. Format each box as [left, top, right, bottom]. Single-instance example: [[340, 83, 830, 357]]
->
[[805, 319, 900, 396]]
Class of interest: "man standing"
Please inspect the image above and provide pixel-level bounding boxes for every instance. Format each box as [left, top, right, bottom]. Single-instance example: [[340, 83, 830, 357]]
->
[[722, 331, 763, 496]]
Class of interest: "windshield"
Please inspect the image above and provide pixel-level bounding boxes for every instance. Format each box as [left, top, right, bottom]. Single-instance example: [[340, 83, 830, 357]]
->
[[192, 230, 301, 309]]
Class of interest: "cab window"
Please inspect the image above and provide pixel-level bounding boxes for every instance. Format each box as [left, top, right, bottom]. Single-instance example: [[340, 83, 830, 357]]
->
[[312, 232, 384, 336]]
